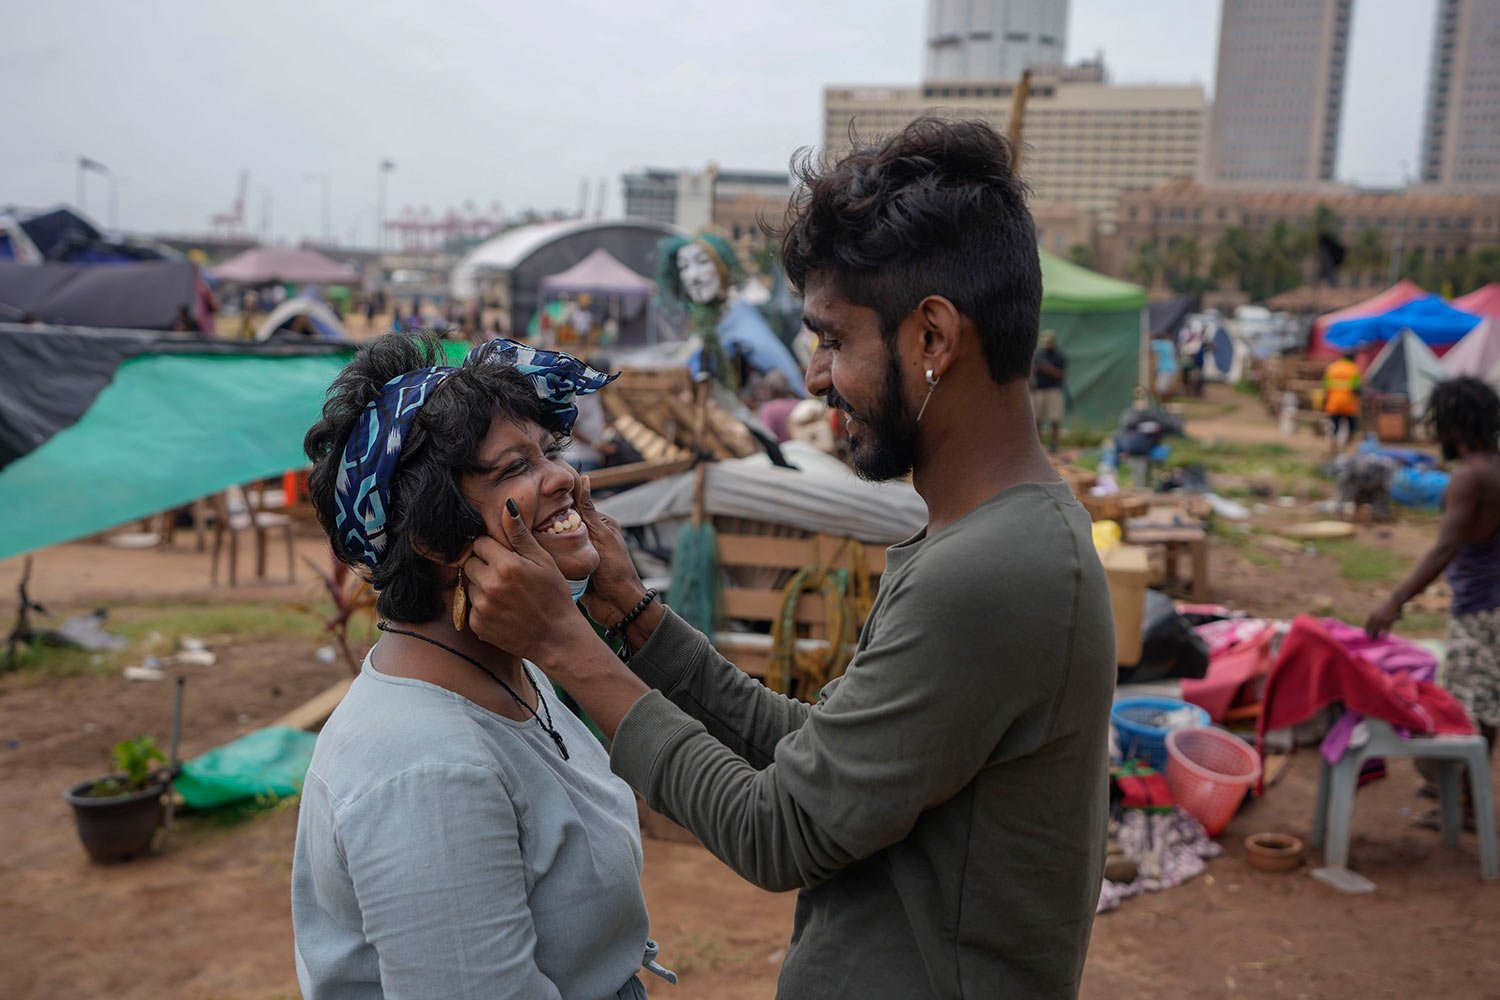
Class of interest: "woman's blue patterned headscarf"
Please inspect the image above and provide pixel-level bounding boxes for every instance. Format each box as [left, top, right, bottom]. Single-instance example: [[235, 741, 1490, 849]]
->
[[333, 339, 616, 569]]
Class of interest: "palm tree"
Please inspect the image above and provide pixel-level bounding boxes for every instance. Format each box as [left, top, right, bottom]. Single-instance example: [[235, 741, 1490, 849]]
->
[[1263, 219, 1305, 298], [1211, 226, 1253, 290], [1348, 227, 1387, 287], [1125, 240, 1163, 288], [1067, 243, 1095, 270], [1164, 237, 1202, 280]]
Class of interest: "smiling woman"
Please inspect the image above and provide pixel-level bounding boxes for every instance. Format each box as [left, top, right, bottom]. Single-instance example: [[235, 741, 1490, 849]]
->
[[291, 332, 674, 999]]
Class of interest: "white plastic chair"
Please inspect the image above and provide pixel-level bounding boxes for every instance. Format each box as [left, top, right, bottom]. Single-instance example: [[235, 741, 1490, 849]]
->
[[1310, 717, 1497, 890]]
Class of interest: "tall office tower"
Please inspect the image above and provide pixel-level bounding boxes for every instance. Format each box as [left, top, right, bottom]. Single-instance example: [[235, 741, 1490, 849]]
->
[[1421, 0, 1500, 189], [1206, 0, 1353, 184], [924, 0, 1070, 81]]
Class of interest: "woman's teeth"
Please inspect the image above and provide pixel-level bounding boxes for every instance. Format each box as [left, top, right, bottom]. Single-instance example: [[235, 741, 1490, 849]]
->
[[543, 510, 582, 535]]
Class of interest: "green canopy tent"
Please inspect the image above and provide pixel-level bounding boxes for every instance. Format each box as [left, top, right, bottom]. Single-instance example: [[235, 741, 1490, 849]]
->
[[0, 335, 468, 561], [1038, 251, 1147, 427]]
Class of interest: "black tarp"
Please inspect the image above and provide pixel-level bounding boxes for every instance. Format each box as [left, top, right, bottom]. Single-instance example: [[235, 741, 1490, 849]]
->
[[0, 260, 199, 329], [1147, 295, 1194, 338], [0, 323, 349, 470]]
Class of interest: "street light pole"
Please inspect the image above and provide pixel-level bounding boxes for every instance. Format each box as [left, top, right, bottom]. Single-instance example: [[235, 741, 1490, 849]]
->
[[377, 159, 396, 252], [304, 172, 332, 244]]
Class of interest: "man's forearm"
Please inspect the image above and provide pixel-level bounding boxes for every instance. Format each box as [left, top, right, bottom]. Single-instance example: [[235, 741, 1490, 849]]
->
[[545, 631, 651, 740]]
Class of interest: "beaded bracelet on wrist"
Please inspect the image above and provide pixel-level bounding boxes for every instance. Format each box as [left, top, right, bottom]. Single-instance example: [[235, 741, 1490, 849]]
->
[[605, 588, 659, 660]]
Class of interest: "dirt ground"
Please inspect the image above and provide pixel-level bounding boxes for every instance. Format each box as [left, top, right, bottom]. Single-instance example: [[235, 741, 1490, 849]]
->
[[3, 384, 1498, 999]]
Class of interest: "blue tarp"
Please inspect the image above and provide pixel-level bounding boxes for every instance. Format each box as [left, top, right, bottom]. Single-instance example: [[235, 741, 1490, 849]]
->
[[694, 299, 807, 395], [1325, 295, 1480, 351]]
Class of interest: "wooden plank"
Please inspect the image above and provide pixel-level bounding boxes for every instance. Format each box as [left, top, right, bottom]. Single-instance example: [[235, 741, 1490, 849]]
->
[[584, 458, 693, 491], [716, 534, 887, 575], [271, 678, 352, 732], [722, 588, 829, 623]]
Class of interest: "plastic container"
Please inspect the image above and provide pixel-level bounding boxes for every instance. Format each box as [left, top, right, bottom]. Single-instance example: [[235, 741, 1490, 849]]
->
[[1111, 696, 1210, 770], [1165, 726, 1262, 836]]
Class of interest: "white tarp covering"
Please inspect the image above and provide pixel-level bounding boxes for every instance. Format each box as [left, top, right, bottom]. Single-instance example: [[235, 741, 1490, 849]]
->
[[598, 443, 928, 544]]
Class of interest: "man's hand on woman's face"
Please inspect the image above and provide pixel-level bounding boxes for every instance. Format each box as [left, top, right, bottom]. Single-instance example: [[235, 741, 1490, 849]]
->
[[464, 498, 593, 668], [572, 476, 648, 626]]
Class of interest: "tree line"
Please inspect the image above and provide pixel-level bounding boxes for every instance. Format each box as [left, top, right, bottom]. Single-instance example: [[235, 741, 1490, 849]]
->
[[1092, 204, 1500, 303]]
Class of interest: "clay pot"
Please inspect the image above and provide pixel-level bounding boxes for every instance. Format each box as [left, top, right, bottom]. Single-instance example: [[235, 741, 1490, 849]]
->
[[64, 776, 167, 864], [1245, 832, 1304, 873]]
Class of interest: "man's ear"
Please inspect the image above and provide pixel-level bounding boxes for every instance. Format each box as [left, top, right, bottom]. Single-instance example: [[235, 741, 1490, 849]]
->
[[912, 295, 963, 380]]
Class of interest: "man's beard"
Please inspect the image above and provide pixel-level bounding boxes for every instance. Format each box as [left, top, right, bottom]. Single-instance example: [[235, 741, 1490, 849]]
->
[[827, 352, 919, 482]]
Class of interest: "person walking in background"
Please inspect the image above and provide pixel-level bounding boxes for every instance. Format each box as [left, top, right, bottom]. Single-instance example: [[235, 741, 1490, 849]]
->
[[1323, 350, 1363, 451], [1150, 333, 1178, 401], [1367, 378, 1500, 770], [1031, 328, 1067, 453]]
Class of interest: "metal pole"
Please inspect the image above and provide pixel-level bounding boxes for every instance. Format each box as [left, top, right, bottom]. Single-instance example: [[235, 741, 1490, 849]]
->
[[162, 676, 185, 850], [323, 175, 333, 244]]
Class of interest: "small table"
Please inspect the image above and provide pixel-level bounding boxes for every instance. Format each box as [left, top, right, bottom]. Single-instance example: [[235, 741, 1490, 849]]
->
[[1125, 525, 1210, 602]]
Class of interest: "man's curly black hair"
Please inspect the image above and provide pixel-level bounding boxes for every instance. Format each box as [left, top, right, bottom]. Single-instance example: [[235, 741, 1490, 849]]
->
[[773, 115, 1041, 386], [303, 333, 564, 624], [1428, 376, 1500, 453]]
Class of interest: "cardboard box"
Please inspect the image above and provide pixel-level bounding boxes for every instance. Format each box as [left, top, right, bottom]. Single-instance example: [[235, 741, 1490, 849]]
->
[[1099, 544, 1150, 666]]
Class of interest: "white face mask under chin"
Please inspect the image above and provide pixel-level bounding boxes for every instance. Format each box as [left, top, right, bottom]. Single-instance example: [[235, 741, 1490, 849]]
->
[[567, 577, 589, 603]]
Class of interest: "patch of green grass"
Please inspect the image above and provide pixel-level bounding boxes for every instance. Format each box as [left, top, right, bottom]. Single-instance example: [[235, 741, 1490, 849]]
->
[[1233, 379, 1260, 396], [1165, 436, 1326, 483], [1312, 539, 1406, 585], [1061, 426, 1110, 449], [5, 601, 327, 678]]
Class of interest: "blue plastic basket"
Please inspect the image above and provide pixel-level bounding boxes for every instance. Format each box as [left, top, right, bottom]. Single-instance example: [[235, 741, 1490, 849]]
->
[[1111, 696, 1210, 770]]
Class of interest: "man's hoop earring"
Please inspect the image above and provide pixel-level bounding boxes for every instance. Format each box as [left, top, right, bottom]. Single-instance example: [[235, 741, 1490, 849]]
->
[[916, 369, 941, 422]]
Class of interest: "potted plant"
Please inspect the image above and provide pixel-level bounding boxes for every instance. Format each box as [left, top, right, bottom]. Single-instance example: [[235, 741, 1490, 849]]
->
[[63, 735, 172, 863]]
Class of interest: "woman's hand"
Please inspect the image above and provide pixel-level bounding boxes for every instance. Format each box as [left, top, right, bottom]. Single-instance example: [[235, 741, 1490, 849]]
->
[[573, 476, 648, 627], [464, 500, 596, 669]]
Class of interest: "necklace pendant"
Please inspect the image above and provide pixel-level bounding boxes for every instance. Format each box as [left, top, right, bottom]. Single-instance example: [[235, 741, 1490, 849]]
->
[[550, 731, 570, 760]]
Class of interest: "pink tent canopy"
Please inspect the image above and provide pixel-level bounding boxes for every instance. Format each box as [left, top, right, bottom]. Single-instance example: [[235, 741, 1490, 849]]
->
[[210, 246, 359, 286], [1307, 280, 1427, 360], [538, 248, 654, 301], [1442, 319, 1500, 379], [1454, 283, 1500, 320]]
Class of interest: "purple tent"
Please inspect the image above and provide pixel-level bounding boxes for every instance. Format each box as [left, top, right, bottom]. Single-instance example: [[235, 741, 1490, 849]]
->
[[211, 246, 359, 286], [538, 248, 654, 303]]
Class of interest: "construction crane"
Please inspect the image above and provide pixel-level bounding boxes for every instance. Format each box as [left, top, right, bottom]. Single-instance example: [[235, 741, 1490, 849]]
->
[[211, 170, 248, 236]]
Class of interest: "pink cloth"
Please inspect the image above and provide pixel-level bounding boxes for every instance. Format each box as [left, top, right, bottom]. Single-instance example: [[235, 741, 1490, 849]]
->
[[1181, 623, 1277, 721]]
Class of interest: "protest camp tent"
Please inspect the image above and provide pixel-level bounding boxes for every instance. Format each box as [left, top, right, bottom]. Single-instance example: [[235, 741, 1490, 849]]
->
[[1442, 319, 1500, 381], [1324, 295, 1481, 356], [1037, 251, 1147, 427], [211, 246, 359, 286], [254, 293, 349, 342], [1362, 329, 1451, 417], [0, 325, 465, 560], [539, 248, 655, 303], [1307, 280, 1427, 360], [1454, 284, 1500, 320], [0, 259, 203, 330]]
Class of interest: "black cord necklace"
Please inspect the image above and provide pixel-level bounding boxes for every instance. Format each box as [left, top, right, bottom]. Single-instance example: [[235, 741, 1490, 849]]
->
[[376, 622, 570, 760]]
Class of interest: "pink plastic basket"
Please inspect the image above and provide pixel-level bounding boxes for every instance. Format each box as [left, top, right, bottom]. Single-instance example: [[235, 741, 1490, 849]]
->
[[1165, 727, 1262, 836]]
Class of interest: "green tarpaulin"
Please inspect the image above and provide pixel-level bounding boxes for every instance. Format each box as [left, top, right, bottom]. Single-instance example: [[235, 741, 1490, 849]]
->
[[1038, 251, 1146, 427], [0, 340, 469, 560], [175, 725, 317, 809]]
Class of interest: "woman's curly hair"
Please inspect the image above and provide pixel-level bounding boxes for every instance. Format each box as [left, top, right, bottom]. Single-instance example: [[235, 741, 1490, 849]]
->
[[303, 333, 563, 624], [1429, 376, 1500, 453]]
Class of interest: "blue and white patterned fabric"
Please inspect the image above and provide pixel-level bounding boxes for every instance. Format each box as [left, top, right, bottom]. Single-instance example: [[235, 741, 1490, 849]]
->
[[333, 339, 615, 569]]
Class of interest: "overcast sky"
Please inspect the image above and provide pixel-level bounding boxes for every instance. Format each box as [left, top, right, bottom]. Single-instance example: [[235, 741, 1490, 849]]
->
[[4, 0, 1433, 244]]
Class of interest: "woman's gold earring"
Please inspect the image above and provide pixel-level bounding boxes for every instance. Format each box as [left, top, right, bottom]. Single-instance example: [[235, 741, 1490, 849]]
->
[[452, 567, 469, 632]]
